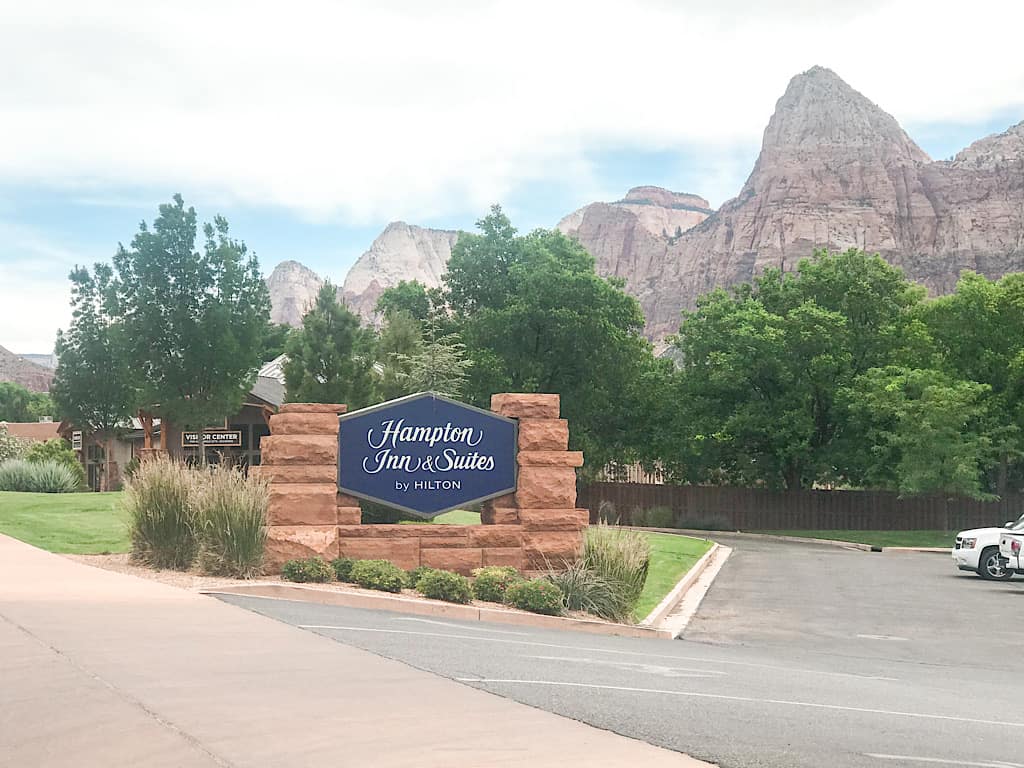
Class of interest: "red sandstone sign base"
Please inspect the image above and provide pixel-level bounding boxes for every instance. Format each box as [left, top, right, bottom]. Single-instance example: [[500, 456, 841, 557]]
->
[[254, 394, 587, 575]]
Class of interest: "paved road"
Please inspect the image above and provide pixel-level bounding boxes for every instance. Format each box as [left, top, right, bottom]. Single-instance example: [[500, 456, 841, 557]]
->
[[219, 537, 1024, 768], [0, 534, 705, 768]]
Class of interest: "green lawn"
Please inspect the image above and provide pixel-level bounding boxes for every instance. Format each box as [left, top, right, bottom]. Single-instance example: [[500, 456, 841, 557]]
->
[[750, 530, 956, 548], [635, 532, 714, 620], [398, 509, 482, 525], [0, 491, 129, 554]]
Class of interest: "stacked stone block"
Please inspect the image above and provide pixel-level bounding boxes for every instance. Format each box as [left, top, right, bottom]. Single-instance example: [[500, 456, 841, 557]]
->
[[258, 394, 588, 576], [258, 403, 346, 570], [485, 394, 588, 570]]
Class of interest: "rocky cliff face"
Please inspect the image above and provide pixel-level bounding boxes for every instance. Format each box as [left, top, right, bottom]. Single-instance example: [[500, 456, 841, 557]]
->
[[340, 222, 459, 321], [267, 260, 324, 326], [0, 345, 55, 393], [558, 187, 713, 329], [266, 66, 1023, 344], [565, 66, 1024, 341]]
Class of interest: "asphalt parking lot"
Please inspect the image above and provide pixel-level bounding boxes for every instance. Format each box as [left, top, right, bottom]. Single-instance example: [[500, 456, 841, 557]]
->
[[218, 537, 1024, 768]]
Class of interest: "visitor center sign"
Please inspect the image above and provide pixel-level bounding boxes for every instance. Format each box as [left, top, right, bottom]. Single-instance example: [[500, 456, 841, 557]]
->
[[337, 392, 518, 518]]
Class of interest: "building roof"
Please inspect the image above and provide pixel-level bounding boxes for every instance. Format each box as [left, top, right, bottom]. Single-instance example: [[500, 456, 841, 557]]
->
[[258, 354, 287, 383], [1, 421, 60, 442], [248, 375, 284, 408]]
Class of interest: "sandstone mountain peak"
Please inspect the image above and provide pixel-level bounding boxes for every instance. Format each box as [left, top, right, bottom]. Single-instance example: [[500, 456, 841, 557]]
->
[[340, 222, 459, 321], [267, 260, 324, 326], [755, 65, 929, 170], [621, 186, 712, 212]]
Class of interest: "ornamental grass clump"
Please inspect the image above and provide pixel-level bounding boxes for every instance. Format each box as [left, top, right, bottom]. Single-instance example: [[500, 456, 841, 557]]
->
[[416, 569, 472, 604], [194, 464, 268, 579], [545, 560, 630, 622], [471, 566, 521, 603], [581, 524, 651, 620], [0, 459, 80, 493], [123, 456, 198, 569]]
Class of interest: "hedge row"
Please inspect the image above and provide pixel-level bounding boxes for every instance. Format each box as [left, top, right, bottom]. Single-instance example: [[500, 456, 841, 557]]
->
[[279, 558, 562, 616]]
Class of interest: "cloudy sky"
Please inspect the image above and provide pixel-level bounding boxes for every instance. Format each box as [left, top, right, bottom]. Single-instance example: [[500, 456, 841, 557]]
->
[[2, 0, 1022, 352]]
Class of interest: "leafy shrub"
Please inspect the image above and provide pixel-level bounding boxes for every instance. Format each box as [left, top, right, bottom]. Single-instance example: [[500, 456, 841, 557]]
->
[[504, 578, 563, 615], [24, 439, 86, 490], [281, 557, 333, 583], [350, 559, 407, 593], [471, 566, 521, 602], [546, 561, 632, 622], [0, 458, 82, 493], [405, 565, 438, 589], [123, 457, 197, 569], [193, 464, 268, 578], [0, 424, 29, 462], [581, 525, 650, 619], [630, 506, 675, 528], [331, 557, 357, 582], [416, 569, 472, 604]]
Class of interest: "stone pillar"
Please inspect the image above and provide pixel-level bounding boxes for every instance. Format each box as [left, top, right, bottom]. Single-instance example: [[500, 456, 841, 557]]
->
[[258, 403, 345, 572], [485, 394, 588, 570]]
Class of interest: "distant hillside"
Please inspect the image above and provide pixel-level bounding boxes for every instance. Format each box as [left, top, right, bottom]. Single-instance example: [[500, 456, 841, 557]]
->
[[0, 345, 55, 392]]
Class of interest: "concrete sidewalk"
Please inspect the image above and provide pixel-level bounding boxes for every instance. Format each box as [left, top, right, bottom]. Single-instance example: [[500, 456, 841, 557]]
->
[[0, 535, 710, 768]]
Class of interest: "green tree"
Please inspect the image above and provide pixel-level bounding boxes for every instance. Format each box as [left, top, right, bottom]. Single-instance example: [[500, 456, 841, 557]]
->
[[284, 282, 376, 408], [394, 317, 471, 398], [375, 280, 434, 324], [259, 322, 292, 363], [668, 249, 924, 489], [375, 310, 422, 401], [918, 272, 1024, 493], [51, 264, 138, 489], [445, 207, 655, 471], [0, 382, 33, 422], [111, 195, 270, 461], [844, 367, 994, 498], [0, 424, 28, 462]]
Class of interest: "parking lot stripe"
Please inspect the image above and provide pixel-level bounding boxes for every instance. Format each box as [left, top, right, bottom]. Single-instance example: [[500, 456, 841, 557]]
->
[[455, 679, 1024, 730], [865, 755, 1024, 767], [392, 617, 530, 636]]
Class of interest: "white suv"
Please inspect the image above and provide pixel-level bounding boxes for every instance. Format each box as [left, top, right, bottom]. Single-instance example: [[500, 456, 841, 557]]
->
[[952, 514, 1024, 580]]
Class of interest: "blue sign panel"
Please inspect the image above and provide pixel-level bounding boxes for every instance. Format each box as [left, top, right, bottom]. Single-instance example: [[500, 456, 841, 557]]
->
[[338, 392, 517, 518]]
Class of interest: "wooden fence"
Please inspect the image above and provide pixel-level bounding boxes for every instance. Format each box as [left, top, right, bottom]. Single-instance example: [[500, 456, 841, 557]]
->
[[578, 482, 1024, 532]]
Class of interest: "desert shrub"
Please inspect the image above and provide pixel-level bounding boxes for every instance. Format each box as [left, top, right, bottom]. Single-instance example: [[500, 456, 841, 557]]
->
[[405, 565, 438, 589], [471, 566, 521, 602], [24, 439, 86, 490], [0, 458, 81, 493], [630, 506, 675, 528], [193, 464, 268, 578], [350, 559, 407, 593], [416, 569, 472, 604], [546, 560, 632, 622], [331, 557, 357, 582], [504, 578, 563, 615], [582, 525, 650, 618], [281, 557, 333, 583], [0, 424, 28, 462], [124, 457, 197, 569], [596, 500, 618, 525]]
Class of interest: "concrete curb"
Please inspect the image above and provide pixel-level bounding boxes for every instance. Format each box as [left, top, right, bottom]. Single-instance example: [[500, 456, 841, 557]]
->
[[203, 583, 673, 640], [624, 526, 874, 551], [881, 546, 951, 554], [640, 543, 720, 628], [662, 545, 733, 639]]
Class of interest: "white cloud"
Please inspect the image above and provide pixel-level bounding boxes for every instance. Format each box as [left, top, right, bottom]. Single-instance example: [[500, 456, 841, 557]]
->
[[0, 0, 1021, 224]]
